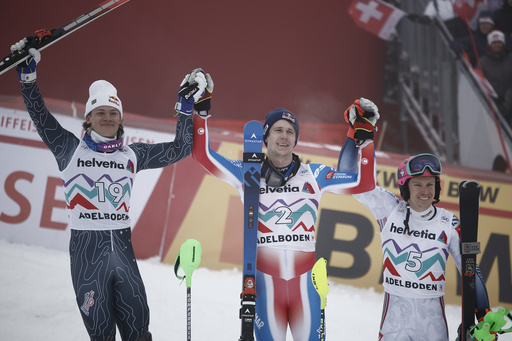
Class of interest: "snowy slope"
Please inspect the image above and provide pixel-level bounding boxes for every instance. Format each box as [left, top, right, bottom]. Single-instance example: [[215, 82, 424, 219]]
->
[[1, 239, 510, 340]]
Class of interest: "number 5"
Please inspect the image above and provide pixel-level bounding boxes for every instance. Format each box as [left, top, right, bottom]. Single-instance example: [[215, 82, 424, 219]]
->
[[405, 251, 422, 272]]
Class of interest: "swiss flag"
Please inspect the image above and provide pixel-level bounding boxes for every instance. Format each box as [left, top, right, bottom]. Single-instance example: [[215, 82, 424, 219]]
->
[[348, 0, 406, 41], [452, 0, 484, 22]]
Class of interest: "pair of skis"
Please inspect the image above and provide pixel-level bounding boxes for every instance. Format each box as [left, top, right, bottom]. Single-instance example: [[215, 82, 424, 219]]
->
[[458, 181, 511, 341], [239, 121, 264, 341], [0, 0, 130, 76]]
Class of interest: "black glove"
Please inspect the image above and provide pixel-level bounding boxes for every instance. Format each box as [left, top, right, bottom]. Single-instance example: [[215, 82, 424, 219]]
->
[[174, 68, 207, 115]]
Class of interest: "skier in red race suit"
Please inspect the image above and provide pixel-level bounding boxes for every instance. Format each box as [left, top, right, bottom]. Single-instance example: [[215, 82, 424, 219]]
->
[[191, 68, 379, 340]]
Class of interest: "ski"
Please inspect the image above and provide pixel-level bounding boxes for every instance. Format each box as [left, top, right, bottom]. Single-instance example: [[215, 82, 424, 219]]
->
[[0, 0, 130, 76], [458, 180, 482, 341], [239, 121, 264, 341]]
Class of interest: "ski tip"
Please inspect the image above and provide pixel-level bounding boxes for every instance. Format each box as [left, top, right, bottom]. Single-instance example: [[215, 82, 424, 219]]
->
[[244, 120, 263, 130], [458, 180, 481, 191]]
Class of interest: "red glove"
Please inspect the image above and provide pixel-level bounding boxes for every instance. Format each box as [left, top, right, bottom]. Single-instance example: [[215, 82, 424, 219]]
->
[[344, 98, 380, 145]]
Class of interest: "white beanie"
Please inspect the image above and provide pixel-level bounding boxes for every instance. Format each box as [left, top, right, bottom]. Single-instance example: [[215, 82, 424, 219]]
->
[[84, 80, 123, 118], [487, 30, 505, 46]]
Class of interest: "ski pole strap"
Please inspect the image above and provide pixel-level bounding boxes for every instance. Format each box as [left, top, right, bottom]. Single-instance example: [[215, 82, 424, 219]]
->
[[494, 308, 512, 334], [174, 239, 202, 288], [470, 308, 512, 340]]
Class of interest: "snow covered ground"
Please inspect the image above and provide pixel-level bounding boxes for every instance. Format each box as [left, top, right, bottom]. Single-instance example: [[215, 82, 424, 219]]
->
[[1, 239, 510, 340]]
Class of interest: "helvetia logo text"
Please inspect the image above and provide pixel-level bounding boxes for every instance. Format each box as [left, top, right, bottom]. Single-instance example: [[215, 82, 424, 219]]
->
[[260, 184, 300, 194], [389, 222, 436, 240], [77, 158, 125, 169]]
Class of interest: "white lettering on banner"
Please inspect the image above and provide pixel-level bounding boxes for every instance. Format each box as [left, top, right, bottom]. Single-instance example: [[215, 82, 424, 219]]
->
[[0, 115, 38, 132], [0, 115, 37, 133], [124, 135, 155, 145]]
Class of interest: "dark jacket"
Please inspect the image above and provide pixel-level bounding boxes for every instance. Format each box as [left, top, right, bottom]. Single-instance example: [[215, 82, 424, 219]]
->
[[480, 49, 512, 98], [494, 1, 512, 38], [450, 29, 490, 66]]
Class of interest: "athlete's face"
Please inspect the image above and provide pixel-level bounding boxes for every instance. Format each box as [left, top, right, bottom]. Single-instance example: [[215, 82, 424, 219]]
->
[[265, 120, 296, 166], [86, 106, 122, 138], [407, 176, 436, 212]]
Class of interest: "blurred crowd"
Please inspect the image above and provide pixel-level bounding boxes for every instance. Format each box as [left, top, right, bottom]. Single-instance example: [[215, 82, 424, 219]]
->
[[408, 0, 512, 128]]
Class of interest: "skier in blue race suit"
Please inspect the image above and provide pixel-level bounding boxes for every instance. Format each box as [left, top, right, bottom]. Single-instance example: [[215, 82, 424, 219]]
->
[[191, 69, 380, 340], [11, 41, 206, 341]]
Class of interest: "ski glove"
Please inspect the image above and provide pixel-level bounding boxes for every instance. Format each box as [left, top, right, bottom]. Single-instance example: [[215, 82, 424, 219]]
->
[[174, 68, 207, 116], [11, 38, 41, 83], [344, 97, 380, 147], [194, 71, 213, 114]]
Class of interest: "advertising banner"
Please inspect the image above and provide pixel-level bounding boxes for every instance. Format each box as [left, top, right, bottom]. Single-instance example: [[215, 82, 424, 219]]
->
[[1, 106, 511, 308]]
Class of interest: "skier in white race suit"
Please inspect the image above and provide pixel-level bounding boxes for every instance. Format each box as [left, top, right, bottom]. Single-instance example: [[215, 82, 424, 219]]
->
[[340, 149, 495, 341], [191, 68, 380, 341]]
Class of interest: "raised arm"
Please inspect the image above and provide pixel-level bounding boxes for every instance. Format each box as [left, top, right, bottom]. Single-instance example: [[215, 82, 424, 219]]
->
[[192, 113, 244, 192], [12, 42, 79, 171], [131, 69, 214, 171], [189, 69, 244, 192], [333, 97, 381, 194], [130, 112, 192, 171]]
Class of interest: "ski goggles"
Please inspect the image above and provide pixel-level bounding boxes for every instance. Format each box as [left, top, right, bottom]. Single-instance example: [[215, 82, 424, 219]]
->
[[405, 153, 442, 176]]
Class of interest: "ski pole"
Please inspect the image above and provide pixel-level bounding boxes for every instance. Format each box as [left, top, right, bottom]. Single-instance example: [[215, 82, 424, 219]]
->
[[312, 257, 329, 341], [174, 239, 202, 341]]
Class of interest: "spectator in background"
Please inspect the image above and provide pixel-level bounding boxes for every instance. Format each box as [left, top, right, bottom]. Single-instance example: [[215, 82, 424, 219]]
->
[[423, 0, 468, 39], [481, 30, 512, 126], [487, 0, 504, 12], [407, 0, 466, 38], [450, 11, 495, 66], [493, 0, 512, 40]]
